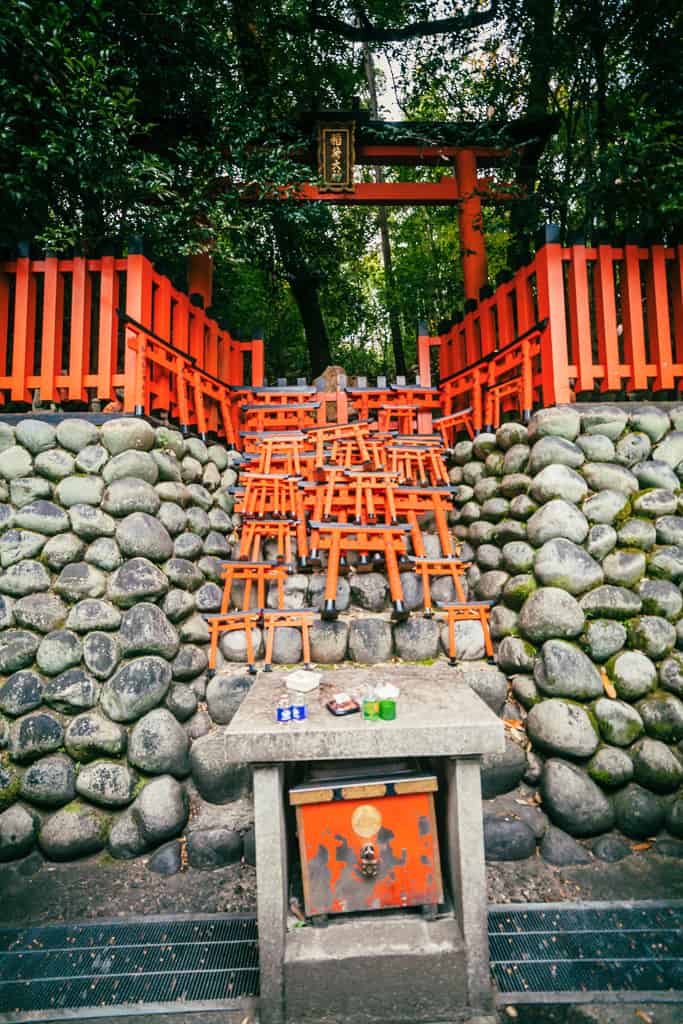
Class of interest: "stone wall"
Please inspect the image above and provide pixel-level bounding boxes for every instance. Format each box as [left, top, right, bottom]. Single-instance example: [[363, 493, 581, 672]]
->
[[0, 417, 253, 870], [2, 405, 683, 872], [449, 405, 683, 854]]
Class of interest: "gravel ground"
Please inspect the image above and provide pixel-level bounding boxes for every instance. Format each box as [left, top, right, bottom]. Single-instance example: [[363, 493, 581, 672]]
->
[[2, 842, 681, 927], [0, 850, 257, 926]]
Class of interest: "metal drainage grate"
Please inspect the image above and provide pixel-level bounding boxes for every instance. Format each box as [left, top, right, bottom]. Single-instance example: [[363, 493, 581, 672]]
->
[[489, 900, 683, 1004], [0, 913, 258, 1021]]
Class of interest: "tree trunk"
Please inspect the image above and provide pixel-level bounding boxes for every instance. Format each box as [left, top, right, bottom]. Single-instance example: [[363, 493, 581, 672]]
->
[[363, 45, 406, 376], [232, 1, 333, 380], [287, 270, 333, 377], [588, 0, 612, 232], [509, 0, 555, 263]]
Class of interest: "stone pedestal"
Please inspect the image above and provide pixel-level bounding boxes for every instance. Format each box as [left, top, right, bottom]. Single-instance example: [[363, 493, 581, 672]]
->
[[225, 665, 504, 1024]]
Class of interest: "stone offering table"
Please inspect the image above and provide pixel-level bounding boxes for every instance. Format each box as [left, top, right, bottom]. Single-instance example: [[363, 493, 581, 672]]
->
[[225, 665, 504, 1024]]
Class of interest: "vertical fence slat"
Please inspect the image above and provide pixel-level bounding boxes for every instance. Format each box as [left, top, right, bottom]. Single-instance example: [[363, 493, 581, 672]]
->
[[11, 258, 33, 402], [464, 315, 478, 365], [496, 285, 514, 347], [217, 334, 232, 386], [123, 255, 154, 412], [478, 298, 496, 357], [97, 256, 118, 401], [535, 244, 572, 406], [648, 245, 674, 389], [68, 257, 91, 400], [593, 245, 621, 392], [172, 295, 190, 356], [189, 310, 204, 365], [567, 245, 595, 392], [40, 258, 63, 402], [514, 269, 535, 335], [0, 272, 9, 388], [671, 244, 683, 369], [250, 337, 265, 386], [621, 244, 649, 391], [152, 274, 173, 413], [417, 327, 432, 387]]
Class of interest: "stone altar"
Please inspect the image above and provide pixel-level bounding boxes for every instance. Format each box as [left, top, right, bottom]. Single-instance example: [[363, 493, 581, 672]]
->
[[224, 665, 504, 1024]]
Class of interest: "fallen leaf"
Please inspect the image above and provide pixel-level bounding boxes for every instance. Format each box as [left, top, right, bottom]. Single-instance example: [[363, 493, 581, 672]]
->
[[504, 719, 524, 729], [600, 669, 617, 699], [631, 842, 652, 851], [635, 1010, 654, 1024]]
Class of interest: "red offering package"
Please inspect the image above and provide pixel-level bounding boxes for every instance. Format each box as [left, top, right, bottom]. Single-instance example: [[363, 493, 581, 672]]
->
[[325, 692, 360, 717]]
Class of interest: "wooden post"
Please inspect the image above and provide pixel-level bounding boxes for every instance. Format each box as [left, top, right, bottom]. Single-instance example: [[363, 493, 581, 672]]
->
[[621, 244, 648, 392], [566, 244, 595, 393], [455, 149, 488, 303], [594, 244, 621, 392], [647, 244, 674, 390], [40, 257, 63, 404], [67, 256, 91, 402], [534, 232, 572, 406], [123, 252, 153, 412], [97, 254, 119, 402], [250, 333, 265, 386], [11, 254, 33, 402]]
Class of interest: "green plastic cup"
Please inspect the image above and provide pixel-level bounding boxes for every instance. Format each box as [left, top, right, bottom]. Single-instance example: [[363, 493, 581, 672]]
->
[[379, 698, 396, 721]]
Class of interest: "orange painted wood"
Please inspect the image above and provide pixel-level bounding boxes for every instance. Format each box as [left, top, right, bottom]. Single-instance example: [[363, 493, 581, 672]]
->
[[593, 246, 621, 392], [298, 178, 460, 204], [620, 245, 648, 391], [534, 245, 572, 405], [39, 257, 63, 402], [417, 331, 432, 387], [172, 294, 190, 355], [97, 256, 119, 401], [189, 309, 205, 365], [67, 257, 91, 401], [671, 245, 683, 369], [566, 245, 595, 392], [0, 271, 9, 398], [647, 245, 674, 390], [455, 148, 488, 301], [11, 258, 32, 402], [123, 255, 153, 411], [296, 790, 442, 916], [463, 313, 478, 364], [496, 284, 515, 348], [249, 337, 265, 386], [514, 269, 535, 335], [151, 274, 173, 413], [478, 295, 496, 358]]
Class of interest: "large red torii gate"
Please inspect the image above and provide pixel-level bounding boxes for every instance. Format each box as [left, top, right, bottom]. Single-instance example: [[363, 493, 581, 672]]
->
[[294, 111, 555, 303], [190, 111, 555, 313]]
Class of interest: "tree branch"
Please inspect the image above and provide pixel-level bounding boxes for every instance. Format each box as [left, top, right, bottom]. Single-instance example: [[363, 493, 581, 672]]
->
[[295, 4, 498, 43]]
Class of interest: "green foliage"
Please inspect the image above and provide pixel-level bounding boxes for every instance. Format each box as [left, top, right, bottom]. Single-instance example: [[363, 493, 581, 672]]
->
[[1, 0, 680, 376]]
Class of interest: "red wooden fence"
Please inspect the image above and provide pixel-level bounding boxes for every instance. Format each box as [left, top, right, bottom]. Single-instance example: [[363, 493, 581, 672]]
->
[[0, 254, 264, 433], [436, 241, 683, 417]]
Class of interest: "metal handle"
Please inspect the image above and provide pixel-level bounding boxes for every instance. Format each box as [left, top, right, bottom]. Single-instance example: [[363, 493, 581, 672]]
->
[[359, 842, 379, 879]]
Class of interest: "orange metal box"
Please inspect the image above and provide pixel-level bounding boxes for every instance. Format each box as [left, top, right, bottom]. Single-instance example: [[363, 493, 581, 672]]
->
[[290, 766, 443, 918]]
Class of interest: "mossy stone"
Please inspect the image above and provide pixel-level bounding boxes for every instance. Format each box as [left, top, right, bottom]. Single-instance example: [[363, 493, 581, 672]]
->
[[502, 573, 537, 611], [636, 691, 683, 743], [587, 746, 633, 788], [592, 697, 644, 747]]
